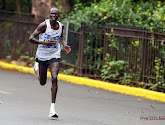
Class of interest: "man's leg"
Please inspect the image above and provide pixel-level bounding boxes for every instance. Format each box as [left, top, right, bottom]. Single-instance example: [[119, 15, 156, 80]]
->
[[49, 62, 59, 103], [38, 64, 48, 86], [48, 62, 59, 118]]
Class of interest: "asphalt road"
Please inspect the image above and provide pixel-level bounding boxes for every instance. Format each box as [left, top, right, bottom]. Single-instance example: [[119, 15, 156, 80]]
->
[[0, 68, 165, 125]]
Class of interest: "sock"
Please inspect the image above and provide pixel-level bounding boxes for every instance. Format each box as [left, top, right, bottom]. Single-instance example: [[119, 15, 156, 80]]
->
[[51, 103, 55, 109]]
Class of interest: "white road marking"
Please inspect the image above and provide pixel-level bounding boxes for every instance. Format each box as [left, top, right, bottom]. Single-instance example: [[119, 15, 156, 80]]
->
[[0, 90, 12, 94]]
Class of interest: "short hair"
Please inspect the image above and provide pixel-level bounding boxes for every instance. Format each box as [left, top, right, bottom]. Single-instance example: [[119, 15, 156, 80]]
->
[[50, 7, 59, 12]]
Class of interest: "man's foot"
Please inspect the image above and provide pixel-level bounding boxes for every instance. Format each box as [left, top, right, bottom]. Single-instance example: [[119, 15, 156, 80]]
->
[[49, 108, 58, 118], [33, 61, 39, 75]]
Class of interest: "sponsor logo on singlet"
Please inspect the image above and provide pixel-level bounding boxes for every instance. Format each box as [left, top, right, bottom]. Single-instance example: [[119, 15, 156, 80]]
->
[[42, 33, 60, 48]]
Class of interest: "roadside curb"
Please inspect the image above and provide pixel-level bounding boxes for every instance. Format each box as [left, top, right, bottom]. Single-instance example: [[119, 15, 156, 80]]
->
[[0, 61, 165, 103]]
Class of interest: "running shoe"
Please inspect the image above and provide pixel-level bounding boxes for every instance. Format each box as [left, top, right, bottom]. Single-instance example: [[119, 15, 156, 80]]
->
[[49, 108, 58, 118], [33, 61, 39, 75]]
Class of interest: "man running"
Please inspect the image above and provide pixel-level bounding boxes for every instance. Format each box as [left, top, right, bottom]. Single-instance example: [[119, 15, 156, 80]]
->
[[29, 7, 71, 118]]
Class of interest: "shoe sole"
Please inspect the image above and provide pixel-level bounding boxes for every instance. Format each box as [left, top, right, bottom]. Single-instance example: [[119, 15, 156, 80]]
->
[[49, 113, 58, 118]]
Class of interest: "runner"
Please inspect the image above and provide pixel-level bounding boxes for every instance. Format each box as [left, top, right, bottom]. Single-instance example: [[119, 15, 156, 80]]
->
[[29, 7, 71, 118]]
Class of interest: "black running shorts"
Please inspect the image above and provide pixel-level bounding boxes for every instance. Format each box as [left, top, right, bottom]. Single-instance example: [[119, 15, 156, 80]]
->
[[36, 58, 61, 66]]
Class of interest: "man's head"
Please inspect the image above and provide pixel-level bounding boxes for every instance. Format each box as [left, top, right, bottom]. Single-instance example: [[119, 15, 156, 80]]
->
[[49, 7, 59, 22]]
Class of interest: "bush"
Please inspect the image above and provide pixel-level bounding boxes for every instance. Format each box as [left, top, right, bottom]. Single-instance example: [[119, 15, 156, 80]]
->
[[5, 55, 12, 63], [101, 53, 125, 81], [20, 55, 29, 61], [67, 0, 165, 31], [62, 67, 75, 75]]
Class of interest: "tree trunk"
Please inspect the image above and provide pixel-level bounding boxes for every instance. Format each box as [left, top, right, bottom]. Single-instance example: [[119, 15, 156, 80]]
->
[[32, 0, 51, 18], [27, 0, 31, 13], [52, 0, 71, 14], [16, 0, 22, 13], [32, 0, 71, 18], [2, 0, 6, 10]]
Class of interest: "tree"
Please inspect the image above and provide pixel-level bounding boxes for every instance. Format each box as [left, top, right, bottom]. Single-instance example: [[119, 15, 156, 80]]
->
[[0, 0, 31, 13], [16, 0, 21, 13], [1, 0, 6, 10], [32, 0, 71, 18], [54, 0, 71, 13]]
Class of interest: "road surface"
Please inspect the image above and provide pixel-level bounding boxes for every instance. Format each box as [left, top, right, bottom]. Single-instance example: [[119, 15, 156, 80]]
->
[[0, 68, 165, 125]]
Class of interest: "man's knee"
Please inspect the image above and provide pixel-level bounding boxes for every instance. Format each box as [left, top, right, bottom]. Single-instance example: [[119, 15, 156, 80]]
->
[[52, 76, 57, 83], [51, 77, 58, 91], [40, 81, 46, 86], [38, 75, 47, 86], [39, 78, 47, 86]]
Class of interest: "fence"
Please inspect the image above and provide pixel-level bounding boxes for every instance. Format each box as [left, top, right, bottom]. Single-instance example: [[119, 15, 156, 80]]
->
[[104, 24, 165, 85], [0, 10, 45, 60], [0, 10, 45, 24], [0, 10, 164, 88], [61, 22, 165, 89]]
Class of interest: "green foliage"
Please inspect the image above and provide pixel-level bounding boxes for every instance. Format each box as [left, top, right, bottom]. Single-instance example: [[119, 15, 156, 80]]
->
[[70, 0, 101, 7], [89, 58, 102, 70], [81, 29, 104, 72], [0, 0, 32, 13], [66, 3, 90, 26], [160, 40, 165, 59], [0, 0, 16, 11], [154, 57, 165, 86], [120, 73, 132, 85], [29, 57, 35, 64], [101, 53, 125, 80], [137, 58, 165, 91], [62, 67, 75, 75], [138, 82, 146, 88], [148, 82, 158, 91], [5, 55, 12, 63], [138, 81, 158, 91], [20, 55, 29, 61], [16, 44, 25, 56], [0, 22, 13, 33], [4, 39, 13, 56], [54, 1, 67, 19], [61, 60, 67, 65], [67, 0, 165, 31], [131, 40, 140, 47], [106, 31, 118, 50], [101, 31, 125, 80]]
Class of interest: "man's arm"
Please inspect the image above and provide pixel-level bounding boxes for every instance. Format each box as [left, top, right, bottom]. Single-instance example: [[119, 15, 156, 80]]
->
[[29, 22, 54, 46], [29, 22, 46, 44], [60, 25, 71, 54]]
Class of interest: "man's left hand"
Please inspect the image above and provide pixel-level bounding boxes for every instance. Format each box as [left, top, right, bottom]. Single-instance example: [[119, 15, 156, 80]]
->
[[64, 45, 71, 54]]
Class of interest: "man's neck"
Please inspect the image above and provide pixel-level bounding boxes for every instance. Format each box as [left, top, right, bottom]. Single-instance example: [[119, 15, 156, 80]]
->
[[50, 20, 57, 26], [50, 20, 59, 30]]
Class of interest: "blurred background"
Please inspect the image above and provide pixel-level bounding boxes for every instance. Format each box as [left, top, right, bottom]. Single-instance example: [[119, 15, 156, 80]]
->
[[0, 0, 164, 92]]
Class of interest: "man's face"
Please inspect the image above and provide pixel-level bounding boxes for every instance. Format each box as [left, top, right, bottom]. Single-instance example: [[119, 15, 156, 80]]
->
[[49, 8, 59, 22]]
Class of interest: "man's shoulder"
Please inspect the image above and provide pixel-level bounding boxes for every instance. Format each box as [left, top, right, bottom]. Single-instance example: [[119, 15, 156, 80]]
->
[[37, 20, 47, 31], [40, 20, 47, 25], [38, 21, 47, 28], [58, 21, 64, 28]]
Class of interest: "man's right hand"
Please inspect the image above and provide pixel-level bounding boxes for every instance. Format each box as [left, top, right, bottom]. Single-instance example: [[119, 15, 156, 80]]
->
[[42, 40, 57, 46]]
